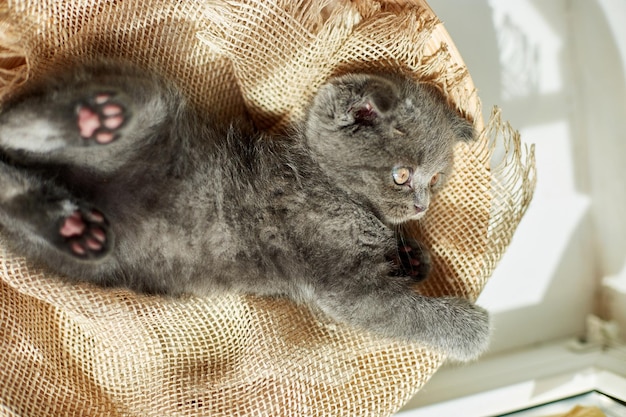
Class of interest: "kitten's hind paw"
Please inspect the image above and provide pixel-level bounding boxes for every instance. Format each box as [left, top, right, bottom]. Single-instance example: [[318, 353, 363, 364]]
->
[[388, 237, 431, 282], [76, 93, 127, 144], [59, 208, 111, 259]]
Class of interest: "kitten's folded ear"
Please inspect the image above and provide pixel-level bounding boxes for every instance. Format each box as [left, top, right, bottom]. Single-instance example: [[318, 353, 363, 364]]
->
[[421, 83, 476, 143], [345, 76, 400, 126], [451, 115, 476, 142]]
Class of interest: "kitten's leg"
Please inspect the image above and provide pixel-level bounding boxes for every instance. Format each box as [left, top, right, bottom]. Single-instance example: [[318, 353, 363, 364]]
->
[[0, 63, 177, 172], [0, 88, 131, 153], [313, 273, 490, 362], [0, 161, 112, 260]]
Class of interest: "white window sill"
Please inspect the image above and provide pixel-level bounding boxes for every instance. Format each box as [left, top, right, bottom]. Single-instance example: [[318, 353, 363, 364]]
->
[[397, 338, 626, 417]]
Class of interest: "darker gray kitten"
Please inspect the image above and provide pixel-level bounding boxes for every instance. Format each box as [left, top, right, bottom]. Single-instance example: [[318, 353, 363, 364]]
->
[[0, 62, 489, 361]]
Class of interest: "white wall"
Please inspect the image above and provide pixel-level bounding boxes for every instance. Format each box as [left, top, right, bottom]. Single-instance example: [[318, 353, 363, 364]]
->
[[397, 1, 626, 413], [426, 0, 626, 355], [569, 0, 626, 339]]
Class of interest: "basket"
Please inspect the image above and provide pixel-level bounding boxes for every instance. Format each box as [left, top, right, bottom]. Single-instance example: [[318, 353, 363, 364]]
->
[[0, 1, 535, 415]]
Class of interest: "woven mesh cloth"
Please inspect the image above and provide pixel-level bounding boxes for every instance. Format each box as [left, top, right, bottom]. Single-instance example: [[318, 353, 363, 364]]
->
[[0, 1, 536, 416]]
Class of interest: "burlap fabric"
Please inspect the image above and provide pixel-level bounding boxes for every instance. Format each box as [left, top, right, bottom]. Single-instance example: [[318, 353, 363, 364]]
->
[[0, 1, 536, 416]]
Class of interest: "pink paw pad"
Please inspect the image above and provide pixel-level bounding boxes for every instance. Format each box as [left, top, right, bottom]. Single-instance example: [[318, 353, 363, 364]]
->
[[388, 238, 431, 282], [76, 93, 126, 144], [59, 209, 109, 258]]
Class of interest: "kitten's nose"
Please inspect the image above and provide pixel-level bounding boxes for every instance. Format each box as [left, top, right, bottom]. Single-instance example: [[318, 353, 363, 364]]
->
[[414, 204, 426, 213]]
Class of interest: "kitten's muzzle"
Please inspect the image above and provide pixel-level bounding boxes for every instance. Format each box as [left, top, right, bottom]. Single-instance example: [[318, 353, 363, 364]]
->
[[412, 187, 430, 216], [414, 204, 426, 214]]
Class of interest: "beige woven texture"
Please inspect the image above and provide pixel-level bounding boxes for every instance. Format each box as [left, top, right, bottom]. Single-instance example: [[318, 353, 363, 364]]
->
[[0, 1, 536, 416]]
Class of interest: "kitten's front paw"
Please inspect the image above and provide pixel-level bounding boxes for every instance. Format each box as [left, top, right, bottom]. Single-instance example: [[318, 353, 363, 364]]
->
[[58, 208, 111, 259], [440, 298, 491, 362], [76, 93, 127, 144], [388, 237, 431, 282]]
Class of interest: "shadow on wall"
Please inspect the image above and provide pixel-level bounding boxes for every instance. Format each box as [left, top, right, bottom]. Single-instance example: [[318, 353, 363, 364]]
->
[[567, 0, 626, 332], [569, 0, 626, 277], [428, 0, 626, 354]]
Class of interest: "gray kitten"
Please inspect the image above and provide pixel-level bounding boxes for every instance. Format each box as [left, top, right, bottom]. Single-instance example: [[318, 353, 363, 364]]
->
[[0, 62, 490, 361]]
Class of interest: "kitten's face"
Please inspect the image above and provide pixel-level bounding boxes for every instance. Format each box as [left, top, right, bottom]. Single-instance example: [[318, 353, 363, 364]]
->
[[305, 73, 474, 225]]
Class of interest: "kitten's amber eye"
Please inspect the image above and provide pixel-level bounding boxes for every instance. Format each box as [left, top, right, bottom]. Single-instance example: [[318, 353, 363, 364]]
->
[[430, 173, 441, 186], [392, 167, 412, 186]]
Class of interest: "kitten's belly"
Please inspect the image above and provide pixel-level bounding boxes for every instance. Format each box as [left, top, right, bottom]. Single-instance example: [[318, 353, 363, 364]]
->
[[106, 204, 290, 295]]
